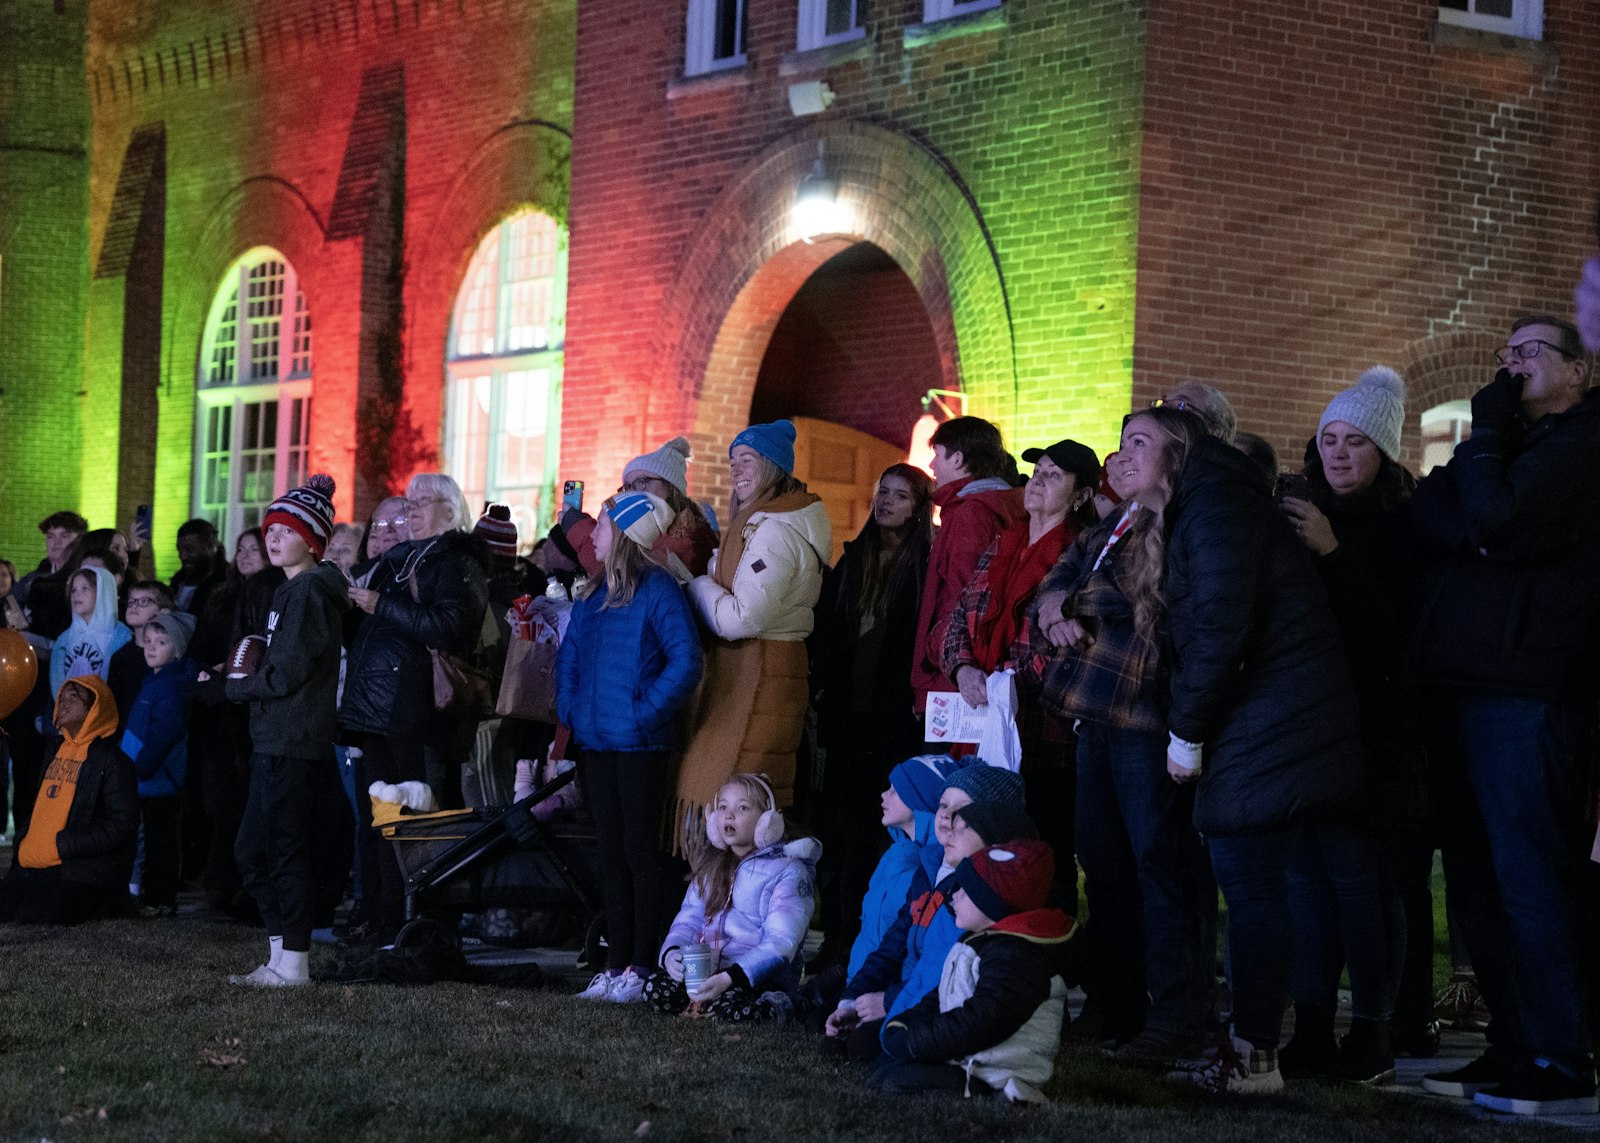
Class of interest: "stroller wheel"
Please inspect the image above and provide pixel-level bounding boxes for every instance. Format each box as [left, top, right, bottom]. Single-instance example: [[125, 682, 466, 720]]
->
[[394, 917, 457, 953], [578, 912, 606, 972]]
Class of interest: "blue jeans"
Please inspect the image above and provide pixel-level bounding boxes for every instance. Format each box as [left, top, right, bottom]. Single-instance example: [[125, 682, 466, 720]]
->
[[1429, 692, 1593, 1078], [1207, 827, 1298, 1050], [1075, 721, 1215, 1037], [1286, 817, 1404, 1021]]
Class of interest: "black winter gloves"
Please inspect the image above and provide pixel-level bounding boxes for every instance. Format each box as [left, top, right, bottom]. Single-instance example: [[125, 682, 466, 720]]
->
[[1471, 368, 1525, 436]]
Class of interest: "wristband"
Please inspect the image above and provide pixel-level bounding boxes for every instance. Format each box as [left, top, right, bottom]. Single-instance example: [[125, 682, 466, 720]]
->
[[1167, 733, 1203, 771]]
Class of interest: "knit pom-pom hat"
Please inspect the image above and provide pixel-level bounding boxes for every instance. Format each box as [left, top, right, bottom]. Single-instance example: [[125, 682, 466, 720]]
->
[[953, 840, 1056, 924], [1319, 365, 1406, 462], [624, 436, 693, 497], [264, 474, 337, 559], [473, 503, 519, 559]]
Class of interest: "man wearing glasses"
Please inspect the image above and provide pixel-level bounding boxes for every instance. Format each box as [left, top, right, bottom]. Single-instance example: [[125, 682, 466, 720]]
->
[[1410, 315, 1598, 1116]]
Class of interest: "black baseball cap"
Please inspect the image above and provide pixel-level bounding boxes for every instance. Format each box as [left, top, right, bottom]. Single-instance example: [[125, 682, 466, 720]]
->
[[1020, 439, 1101, 488]]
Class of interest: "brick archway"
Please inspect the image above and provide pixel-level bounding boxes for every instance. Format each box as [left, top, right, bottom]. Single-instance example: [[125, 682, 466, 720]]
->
[[652, 121, 1011, 509], [1397, 326, 1501, 469], [406, 119, 572, 467]]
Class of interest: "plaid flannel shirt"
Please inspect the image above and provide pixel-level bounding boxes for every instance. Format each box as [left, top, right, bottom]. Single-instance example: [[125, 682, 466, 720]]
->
[[939, 539, 1002, 683], [1014, 520, 1166, 733]]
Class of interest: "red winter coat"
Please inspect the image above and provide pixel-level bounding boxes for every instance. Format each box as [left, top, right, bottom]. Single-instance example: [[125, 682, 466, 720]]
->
[[910, 476, 1027, 710]]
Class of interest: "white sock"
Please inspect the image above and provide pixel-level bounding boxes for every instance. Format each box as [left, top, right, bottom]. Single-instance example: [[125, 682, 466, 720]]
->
[[268, 935, 284, 971], [277, 948, 310, 982]]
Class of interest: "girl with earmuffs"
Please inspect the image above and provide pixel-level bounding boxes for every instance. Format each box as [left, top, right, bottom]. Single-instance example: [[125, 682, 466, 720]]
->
[[644, 773, 821, 1023]]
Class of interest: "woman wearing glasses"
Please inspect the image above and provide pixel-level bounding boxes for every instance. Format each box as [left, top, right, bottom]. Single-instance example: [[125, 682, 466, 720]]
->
[[340, 473, 490, 943]]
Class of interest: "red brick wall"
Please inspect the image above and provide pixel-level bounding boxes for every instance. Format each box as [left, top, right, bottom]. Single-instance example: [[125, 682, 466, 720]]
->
[[79, 0, 574, 566], [565, 0, 1147, 509], [1136, 1, 1600, 471]]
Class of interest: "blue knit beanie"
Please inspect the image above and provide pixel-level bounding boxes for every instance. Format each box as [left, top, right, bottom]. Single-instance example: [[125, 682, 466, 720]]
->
[[945, 762, 1025, 807], [890, 754, 973, 814], [730, 419, 797, 474]]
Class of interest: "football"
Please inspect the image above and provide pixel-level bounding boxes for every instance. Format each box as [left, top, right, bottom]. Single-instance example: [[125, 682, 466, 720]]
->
[[226, 634, 268, 679]]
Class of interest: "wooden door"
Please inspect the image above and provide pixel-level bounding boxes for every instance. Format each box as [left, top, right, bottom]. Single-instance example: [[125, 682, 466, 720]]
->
[[790, 416, 907, 564]]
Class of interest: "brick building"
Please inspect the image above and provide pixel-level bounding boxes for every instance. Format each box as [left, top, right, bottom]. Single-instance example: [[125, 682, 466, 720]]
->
[[0, 0, 1595, 567]]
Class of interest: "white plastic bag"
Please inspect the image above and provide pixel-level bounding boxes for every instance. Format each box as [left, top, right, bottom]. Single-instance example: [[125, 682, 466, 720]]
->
[[976, 669, 1023, 773]]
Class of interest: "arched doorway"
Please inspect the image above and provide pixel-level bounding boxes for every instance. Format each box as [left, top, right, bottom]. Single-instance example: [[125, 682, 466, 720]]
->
[[749, 242, 943, 559]]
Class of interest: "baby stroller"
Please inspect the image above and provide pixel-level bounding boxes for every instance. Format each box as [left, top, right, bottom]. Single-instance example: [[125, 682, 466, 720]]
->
[[374, 768, 605, 965]]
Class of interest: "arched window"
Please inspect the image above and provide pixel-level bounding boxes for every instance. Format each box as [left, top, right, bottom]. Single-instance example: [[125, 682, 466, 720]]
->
[[444, 210, 568, 541], [194, 248, 313, 547]]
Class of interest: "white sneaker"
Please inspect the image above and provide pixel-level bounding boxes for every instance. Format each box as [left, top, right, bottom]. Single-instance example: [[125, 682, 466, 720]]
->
[[1166, 1031, 1283, 1095], [606, 969, 646, 1004], [227, 964, 311, 988], [576, 971, 616, 1000]]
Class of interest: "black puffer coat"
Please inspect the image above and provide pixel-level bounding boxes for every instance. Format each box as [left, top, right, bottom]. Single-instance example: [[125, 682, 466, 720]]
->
[[1409, 388, 1600, 703], [1164, 437, 1361, 837], [14, 740, 138, 891], [339, 530, 490, 736]]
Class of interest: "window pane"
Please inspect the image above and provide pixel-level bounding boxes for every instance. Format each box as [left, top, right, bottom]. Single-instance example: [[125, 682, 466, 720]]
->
[[451, 229, 501, 358], [246, 260, 286, 381], [1474, 0, 1513, 15], [1438, 0, 1469, 8], [826, 0, 856, 36], [713, 0, 743, 59], [208, 286, 239, 386], [444, 371, 493, 514], [290, 288, 313, 377]]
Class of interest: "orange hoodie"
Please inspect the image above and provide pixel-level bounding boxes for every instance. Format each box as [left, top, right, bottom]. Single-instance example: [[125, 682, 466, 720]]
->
[[18, 675, 119, 869]]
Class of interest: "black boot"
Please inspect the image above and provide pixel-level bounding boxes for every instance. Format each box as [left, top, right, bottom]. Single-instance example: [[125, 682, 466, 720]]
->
[[1391, 1016, 1441, 1059], [1279, 1002, 1339, 1078], [1329, 1017, 1395, 1085]]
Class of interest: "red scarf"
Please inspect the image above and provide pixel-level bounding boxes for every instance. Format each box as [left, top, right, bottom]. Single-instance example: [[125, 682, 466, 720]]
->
[[972, 521, 1071, 670]]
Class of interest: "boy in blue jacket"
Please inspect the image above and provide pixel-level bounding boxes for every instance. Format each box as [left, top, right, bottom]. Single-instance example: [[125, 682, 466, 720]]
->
[[122, 609, 197, 917]]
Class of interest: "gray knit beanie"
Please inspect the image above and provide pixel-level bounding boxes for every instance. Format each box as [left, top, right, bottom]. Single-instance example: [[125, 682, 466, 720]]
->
[[623, 436, 692, 497], [945, 763, 1026, 808], [1319, 366, 1407, 462]]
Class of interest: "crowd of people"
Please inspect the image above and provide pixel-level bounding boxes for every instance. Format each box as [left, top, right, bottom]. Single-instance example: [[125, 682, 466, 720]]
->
[[3, 280, 1600, 1113]]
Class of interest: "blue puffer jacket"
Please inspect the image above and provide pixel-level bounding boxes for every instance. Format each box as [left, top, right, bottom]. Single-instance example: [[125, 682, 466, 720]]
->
[[660, 837, 822, 995], [844, 832, 947, 1007], [120, 659, 197, 799], [557, 567, 703, 753], [847, 811, 935, 980], [885, 873, 963, 1029]]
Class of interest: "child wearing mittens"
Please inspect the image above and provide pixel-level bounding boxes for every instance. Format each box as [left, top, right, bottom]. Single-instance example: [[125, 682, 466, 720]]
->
[[646, 774, 820, 1023], [559, 491, 703, 1004]]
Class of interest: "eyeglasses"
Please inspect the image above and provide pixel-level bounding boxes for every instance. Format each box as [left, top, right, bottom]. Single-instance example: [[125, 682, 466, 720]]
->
[[1495, 339, 1573, 367], [371, 518, 408, 530], [1150, 397, 1190, 411], [126, 597, 160, 609], [622, 476, 663, 493], [408, 496, 440, 509]]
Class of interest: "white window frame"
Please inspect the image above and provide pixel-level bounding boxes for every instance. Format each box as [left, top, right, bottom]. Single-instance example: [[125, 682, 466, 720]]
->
[[685, 0, 748, 77], [445, 211, 569, 541], [798, 0, 864, 52], [1437, 0, 1542, 40], [193, 248, 314, 550], [923, 0, 1000, 23]]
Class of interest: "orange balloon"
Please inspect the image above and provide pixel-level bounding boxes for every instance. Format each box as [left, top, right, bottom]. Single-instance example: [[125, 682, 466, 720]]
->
[[0, 629, 39, 720]]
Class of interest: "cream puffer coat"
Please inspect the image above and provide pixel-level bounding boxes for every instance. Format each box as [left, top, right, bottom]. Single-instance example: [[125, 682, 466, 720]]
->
[[688, 501, 831, 641]]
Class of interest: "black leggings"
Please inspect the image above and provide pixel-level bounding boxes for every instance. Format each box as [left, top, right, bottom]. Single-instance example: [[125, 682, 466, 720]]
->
[[642, 970, 785, 1023], [579, 750, 676, 971], [354, 733, 426, 940]]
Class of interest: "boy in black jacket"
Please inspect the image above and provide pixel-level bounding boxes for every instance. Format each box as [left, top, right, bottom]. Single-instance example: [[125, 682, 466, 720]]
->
[[200, 476, 347, 987], [878, 839, 1073, 1102]]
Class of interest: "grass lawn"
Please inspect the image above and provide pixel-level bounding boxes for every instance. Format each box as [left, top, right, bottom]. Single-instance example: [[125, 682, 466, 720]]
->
[[0, 915, 1565, 1143]]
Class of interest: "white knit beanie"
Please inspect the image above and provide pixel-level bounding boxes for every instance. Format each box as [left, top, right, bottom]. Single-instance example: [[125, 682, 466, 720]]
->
[[1319, 366, 1407, 462], [623, 436, 692, 497]]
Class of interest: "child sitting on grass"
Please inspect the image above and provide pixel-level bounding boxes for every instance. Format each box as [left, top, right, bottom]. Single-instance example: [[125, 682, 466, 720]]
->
[[121, 609, 197, 918], [0, 676, 137, 924], [878, 839, 1074, 1102], [198, 476, 348, 987], [645, 774, 819, 1023], [828, 765, 1032, 1057]]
